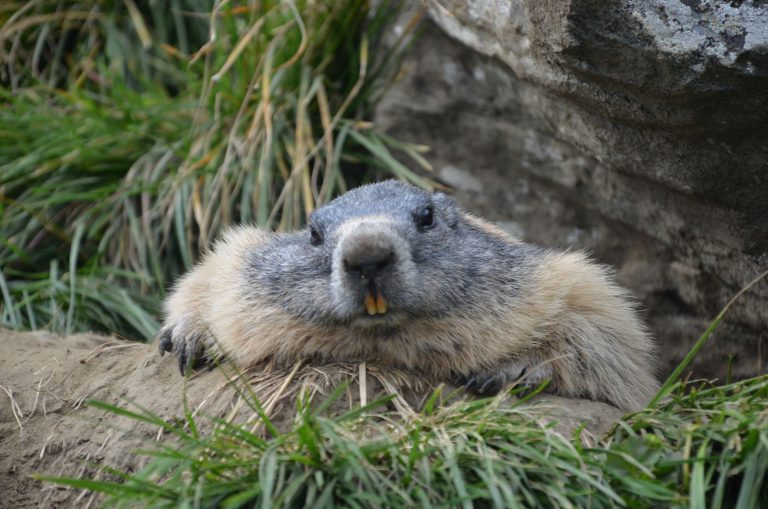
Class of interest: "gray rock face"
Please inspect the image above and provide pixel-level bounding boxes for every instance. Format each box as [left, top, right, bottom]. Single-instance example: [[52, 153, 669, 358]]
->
[[375, 1, 768, 381]]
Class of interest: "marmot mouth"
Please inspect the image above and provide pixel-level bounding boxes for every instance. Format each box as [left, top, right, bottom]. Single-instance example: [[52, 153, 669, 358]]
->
[[349, 313, 403, 334], [363, 279, 388, 315]]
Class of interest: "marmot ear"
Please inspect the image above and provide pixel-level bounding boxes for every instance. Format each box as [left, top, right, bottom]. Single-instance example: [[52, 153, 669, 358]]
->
[[433, 192, 460, 227]]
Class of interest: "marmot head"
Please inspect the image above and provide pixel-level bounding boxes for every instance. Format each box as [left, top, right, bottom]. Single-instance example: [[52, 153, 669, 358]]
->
[[250, 180, 504, 334], [314, 181, 462, 331]]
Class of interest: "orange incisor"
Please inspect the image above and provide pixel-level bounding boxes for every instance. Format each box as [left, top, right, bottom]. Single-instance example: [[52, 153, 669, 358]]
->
[[364, 291, 387, 315]]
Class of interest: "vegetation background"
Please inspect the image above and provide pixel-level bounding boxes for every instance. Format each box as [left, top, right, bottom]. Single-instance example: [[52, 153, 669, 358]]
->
[[1, 0, 429, 339], [1, 1, 766, 507]]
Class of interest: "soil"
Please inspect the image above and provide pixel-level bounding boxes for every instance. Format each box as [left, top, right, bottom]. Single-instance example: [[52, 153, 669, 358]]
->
[[0, 329, 624, 508]]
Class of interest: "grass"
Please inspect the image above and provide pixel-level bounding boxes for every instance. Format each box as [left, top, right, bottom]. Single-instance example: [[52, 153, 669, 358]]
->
[[1, 0, 429, 339], [40, 374, 768, 508]]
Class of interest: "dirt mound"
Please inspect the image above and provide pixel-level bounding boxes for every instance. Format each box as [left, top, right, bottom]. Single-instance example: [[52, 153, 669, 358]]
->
[[0, 329, 623, 508]]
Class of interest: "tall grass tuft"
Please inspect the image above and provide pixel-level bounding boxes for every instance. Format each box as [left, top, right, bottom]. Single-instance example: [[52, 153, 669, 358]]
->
[[1, 1, 428, 339]]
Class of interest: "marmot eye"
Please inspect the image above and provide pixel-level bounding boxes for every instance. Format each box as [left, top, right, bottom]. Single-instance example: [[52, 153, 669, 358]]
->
[[415, 206, 435, 229], [310, 226, 323, 246]]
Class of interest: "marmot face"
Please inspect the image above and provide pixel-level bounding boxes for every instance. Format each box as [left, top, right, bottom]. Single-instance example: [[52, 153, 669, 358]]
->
[[248, 181, 469, 334]]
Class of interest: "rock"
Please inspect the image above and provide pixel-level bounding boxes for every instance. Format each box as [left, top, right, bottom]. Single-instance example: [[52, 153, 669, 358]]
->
[[375, 1, 768, 381]]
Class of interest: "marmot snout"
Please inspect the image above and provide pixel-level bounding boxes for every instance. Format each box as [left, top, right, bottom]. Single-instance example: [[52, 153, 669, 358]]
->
[[158, 180, 658, 411], [332, 220, 414, 325]]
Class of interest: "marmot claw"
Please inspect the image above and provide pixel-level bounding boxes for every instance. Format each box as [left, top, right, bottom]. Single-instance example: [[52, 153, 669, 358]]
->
[[157, 320, 209, 375]]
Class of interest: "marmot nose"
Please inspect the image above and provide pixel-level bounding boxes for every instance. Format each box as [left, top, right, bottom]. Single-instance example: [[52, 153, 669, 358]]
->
[[344, 250, 395, 277]]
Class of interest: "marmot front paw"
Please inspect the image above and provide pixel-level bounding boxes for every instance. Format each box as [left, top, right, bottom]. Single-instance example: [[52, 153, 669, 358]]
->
[[454, 362, 552, 396], [157, 317, 212, 375]]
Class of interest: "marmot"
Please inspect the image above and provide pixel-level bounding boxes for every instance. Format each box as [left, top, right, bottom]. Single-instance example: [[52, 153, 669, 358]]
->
[[158, 180, 657, 411]]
